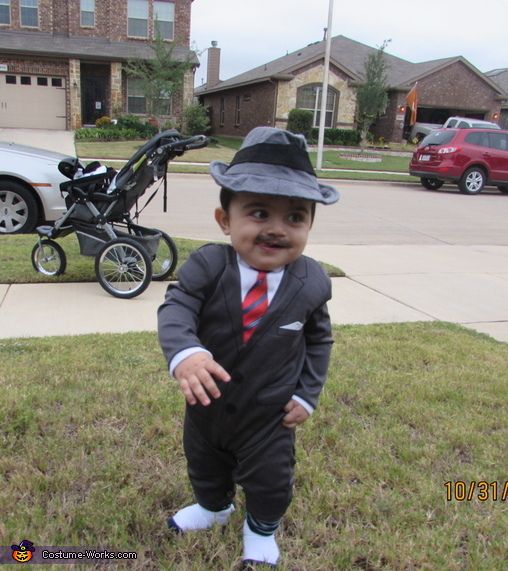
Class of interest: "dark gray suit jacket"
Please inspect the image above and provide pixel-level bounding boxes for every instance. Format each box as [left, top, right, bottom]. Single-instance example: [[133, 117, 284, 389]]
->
[[158, 244, 333, 446]]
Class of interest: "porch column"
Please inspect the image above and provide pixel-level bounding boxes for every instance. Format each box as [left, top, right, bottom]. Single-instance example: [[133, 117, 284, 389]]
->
[[69, 58, 82, 129], [110, 62, 123, 117]]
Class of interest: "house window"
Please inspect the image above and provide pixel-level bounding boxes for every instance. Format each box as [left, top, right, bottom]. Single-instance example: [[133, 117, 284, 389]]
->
[[80, 0, 95, 27], [235, 95, 240, 126], [296, 84, 338, 128], [0, 0, 10, 25], [127, 78, 147, 114], [20, 0, 38, 27], [20, 76, 31, 85], [154, 0, 174, 40], [37, 77, 48, 86], [219, 98, 225, 127], [5, 75, 16, 84], [51, 77, 62, 87], [128, 0, 148, 38]]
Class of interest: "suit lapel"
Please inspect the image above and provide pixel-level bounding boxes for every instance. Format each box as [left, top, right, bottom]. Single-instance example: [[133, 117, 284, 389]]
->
[[221, 249, 243, 343]]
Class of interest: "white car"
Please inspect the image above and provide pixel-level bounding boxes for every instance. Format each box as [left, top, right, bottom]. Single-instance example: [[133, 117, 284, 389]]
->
[[0, 142, 69, 234], [443, 116, 501, 129]]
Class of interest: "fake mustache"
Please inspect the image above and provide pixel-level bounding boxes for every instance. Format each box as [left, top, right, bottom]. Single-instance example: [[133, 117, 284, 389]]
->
[[255, 236, 291, 248]]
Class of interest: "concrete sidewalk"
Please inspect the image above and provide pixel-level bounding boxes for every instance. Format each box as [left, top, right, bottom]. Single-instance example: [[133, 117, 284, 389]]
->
[[1, 244, 507, 342]]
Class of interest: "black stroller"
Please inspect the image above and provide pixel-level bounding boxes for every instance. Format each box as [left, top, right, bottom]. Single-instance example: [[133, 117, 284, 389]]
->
[[31, 129, 207, 298]]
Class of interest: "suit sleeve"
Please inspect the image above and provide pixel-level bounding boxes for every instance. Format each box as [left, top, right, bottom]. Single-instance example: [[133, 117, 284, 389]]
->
[[157, 245, 221, 368], [293, 280, 334, 409]]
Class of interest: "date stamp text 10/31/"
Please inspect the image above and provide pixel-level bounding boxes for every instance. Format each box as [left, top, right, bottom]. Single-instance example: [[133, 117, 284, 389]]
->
[[444, 481, 508, 502]]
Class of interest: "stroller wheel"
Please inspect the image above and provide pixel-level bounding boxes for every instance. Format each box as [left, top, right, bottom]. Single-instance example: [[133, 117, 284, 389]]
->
[[31, 239, 66, 276], [152, 231, 178, 281], [95, 237, 152, 299]]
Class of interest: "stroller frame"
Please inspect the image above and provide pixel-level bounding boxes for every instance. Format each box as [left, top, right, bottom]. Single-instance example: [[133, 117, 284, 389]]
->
[[31, 129, 207, 298]]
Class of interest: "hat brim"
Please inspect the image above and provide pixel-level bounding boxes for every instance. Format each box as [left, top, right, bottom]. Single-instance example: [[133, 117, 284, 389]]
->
[[209, 161, 339, 205]]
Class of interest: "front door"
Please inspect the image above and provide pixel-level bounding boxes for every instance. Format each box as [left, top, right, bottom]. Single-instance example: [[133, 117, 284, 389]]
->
[[82, 75, 107, 125]]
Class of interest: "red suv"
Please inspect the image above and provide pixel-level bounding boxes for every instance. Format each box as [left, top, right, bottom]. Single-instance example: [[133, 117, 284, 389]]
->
[[409, 128, 508, 194]]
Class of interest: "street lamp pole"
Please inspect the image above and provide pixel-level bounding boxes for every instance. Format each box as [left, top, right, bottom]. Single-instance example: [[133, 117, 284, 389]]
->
[[316, 0, 334, 171]]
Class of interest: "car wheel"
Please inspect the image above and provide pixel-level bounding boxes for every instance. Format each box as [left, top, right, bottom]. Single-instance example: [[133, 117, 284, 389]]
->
[[0, 180, 39, 234], [459, 167, 486, 194], [497, 185, 508, 194], [420, 177, 444, 190]]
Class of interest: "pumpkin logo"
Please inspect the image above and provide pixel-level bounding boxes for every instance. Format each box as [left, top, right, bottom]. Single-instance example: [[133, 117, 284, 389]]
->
[[11, 540, 35, 563]]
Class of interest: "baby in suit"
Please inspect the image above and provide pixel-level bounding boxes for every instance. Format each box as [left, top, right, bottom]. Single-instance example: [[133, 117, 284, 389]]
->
[[158, 126, 339, 568]]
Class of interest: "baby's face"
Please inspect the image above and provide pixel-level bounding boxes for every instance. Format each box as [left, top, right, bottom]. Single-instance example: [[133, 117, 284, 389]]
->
[[215, 192, 313, 271]]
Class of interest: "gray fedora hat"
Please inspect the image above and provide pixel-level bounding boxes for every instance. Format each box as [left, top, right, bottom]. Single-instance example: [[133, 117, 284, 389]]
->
[[209, 127, 339, 205]]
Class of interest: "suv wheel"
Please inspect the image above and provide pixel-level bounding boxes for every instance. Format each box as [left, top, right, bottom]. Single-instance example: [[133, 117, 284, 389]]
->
[[0, 181, 39, 233], [459, 167, 486, 194], [420, 177, 444, 190]]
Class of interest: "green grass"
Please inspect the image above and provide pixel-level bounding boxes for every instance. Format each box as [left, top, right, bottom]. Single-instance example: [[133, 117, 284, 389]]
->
[[0, 322, 507, 569], [0, 234, 345, 283]]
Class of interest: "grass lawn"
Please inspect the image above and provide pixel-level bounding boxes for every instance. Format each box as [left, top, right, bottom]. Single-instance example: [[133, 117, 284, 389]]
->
[[1, 322, 507, 569], [0, 234, 345, 284]]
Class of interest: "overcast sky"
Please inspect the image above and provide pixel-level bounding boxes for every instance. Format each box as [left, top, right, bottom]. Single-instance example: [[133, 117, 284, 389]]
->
[[190, 0, 507, 87]]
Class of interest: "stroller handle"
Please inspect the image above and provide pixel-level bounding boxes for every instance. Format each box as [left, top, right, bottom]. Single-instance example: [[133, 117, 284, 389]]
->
[[156, 134, 208, 156]]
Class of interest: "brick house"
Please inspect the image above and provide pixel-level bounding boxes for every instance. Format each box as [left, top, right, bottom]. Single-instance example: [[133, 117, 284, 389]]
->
[[197, 35, 508, 142], [0, 0, 197, 130]]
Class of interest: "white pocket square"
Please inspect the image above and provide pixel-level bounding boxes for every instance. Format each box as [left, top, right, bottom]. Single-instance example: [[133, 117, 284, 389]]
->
[[280, 321, 304, 331]]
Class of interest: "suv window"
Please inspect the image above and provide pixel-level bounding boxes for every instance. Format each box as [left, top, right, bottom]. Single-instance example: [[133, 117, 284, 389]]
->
[[488, 132, 508, 151], [458, 121, 470, 128], [420, 130, 456, 146], [465, 132, 490, 147], [446, 119, 458, 128]]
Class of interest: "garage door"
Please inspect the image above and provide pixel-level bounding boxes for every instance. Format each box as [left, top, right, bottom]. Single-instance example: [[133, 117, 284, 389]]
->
[[0, 73, 66, 129]]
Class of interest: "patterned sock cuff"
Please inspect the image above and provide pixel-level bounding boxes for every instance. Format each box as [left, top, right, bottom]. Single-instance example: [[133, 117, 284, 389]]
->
[[246, 512, 280, 536]]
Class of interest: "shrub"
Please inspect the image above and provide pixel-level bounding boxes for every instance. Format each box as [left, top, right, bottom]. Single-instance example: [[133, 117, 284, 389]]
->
[[115, 115, 158, 138], [75, 127, 139, 141], [182, 104, 210, 135], [308, 127, 361, 146], [287, 109, 313, 139], [95, 115, 113, 128]]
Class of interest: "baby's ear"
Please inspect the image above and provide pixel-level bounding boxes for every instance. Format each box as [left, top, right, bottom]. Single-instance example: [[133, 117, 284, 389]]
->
[[214, 207, 231, 235]]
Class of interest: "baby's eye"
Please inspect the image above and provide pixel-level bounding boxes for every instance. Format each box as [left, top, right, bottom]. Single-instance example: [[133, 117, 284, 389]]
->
[[250, 209, 268, 220], [288, 212, 305, 224]]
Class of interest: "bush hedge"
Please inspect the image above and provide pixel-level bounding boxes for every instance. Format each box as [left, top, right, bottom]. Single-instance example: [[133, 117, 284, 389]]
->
[[308, 127, 361, 146], [75, 115, 159, 141], [287, 109, 314, 139]]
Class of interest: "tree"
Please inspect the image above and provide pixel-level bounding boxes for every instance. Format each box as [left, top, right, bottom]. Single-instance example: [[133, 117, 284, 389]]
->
[[124, 34, 194, 131], [182, 103, 210, 135], [355, 39, 391, 146]]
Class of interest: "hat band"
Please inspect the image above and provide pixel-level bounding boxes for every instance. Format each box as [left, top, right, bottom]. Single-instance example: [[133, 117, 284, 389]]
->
[[227, 143, 316, 176]]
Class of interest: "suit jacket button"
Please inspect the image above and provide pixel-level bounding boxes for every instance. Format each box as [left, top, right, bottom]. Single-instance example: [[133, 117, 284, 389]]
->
[[225, 404, 237, 414]]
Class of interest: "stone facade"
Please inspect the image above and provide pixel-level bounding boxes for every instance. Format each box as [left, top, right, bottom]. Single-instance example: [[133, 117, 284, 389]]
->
[[275, 62, 356, 129], [0, 0, 195, 129]]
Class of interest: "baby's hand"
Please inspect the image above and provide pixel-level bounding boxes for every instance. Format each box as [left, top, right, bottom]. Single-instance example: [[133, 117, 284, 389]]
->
[[282, 399, 310, 428], [173, 352, 230, 406]]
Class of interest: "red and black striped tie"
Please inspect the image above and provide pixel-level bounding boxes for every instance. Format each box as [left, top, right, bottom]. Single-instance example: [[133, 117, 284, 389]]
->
[[242, 271, 268, 343]]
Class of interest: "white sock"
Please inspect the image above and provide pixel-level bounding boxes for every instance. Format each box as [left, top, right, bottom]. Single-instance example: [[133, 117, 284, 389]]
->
[[242, 519, 279, 566], [170, 503, 234, 532]]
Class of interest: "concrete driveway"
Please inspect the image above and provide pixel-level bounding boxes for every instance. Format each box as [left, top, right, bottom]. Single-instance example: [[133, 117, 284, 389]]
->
[[0, 127, 76, 156]]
